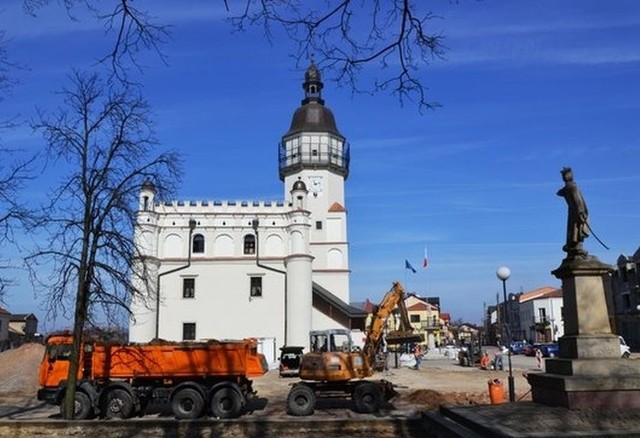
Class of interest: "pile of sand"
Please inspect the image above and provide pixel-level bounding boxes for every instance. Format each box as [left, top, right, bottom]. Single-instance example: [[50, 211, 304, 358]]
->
[[404, 389, 488, 411], [0, 343, 44, 395]]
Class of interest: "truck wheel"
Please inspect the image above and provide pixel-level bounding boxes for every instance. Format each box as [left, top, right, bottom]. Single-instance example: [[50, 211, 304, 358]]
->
[[623, 352, 631, 359], [172, 388, 205, 420], [286, 384, 316, 416], [210, 387, 242, 419], [354, 382, 382, 413], [104, 388, 134, 419], [60, 391, 93, 420]]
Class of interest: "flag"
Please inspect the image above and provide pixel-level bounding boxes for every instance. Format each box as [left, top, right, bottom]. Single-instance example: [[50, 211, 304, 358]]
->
[[423, 246, 429, 268], [405, 259, 417, 273]]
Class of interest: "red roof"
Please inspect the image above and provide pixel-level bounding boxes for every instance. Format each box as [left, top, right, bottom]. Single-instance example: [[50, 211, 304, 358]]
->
[[440, 312, 451, 322], [328, 202, 346, 212], [408, 302, 428, 311], [519, 286, 562, 303]]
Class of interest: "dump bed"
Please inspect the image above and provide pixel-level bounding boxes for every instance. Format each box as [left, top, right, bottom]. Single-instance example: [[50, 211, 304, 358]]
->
[[39, 334, 268, 389], [91, 340, 268, 379]]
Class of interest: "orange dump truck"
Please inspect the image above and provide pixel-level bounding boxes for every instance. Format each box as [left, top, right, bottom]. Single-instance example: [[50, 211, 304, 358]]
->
[[37, 332, 268, 420]]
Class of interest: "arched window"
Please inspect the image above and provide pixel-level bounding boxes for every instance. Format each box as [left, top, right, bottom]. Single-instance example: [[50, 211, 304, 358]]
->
[[192, 234, 205, 254], [243, 234, 256, 255]]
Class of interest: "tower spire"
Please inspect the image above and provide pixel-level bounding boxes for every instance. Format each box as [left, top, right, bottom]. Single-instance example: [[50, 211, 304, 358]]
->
[[302, 62, 324, 105]]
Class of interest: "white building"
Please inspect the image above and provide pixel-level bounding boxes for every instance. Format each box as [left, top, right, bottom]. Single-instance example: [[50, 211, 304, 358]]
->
[[518, 286, 564, 343], [129, 65, 366, 365]]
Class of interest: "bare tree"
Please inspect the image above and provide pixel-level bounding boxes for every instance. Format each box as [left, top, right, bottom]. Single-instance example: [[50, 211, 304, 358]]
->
[[26, 71, 180, 419], [23, 0, 445, 110], [0, 31, 32, 301]]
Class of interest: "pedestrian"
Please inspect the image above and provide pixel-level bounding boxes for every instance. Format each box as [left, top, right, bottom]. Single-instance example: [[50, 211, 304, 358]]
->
[[479, 352, 490, 370], [413, 344, 422, 370], [494, 347, 505, 371]]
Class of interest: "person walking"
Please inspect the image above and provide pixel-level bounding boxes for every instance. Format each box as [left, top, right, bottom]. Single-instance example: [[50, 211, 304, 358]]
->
[[413, 344, 422, 370]]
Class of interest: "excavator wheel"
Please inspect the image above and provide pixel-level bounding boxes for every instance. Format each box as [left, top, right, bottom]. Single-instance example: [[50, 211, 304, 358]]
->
[[353, 382, 382, 413], [286, 384, 316, 416]]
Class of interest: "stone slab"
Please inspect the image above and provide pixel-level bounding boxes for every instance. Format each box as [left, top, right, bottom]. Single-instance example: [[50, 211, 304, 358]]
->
[[545, 357, 640, 376], [559, 334, 620, 359], [528, 372, 640, 409]]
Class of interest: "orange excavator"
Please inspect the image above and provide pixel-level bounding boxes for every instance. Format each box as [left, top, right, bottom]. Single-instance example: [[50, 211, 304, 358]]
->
[[286, 281, 423, 415]]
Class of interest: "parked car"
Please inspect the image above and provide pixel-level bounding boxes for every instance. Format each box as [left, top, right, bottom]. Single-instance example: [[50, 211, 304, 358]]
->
[[509, 341, 528, 355], [278, 346, 304, 377], [523, 343, 541, 357], [539, 343, 559, 358], [620, 336, 631, 358]]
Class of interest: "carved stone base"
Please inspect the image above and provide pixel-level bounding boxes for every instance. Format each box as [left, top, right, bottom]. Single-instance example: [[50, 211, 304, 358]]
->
[[528, 370, 640, 409]]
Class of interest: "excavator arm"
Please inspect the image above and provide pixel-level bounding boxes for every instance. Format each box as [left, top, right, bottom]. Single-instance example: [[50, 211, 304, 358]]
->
[[363, 282, 424, 367]]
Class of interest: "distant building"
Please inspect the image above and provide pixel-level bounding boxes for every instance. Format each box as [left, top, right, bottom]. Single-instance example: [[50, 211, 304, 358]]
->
[[518, 286, 564, 343], [610, 249, 640, 351], [405, 294, 441, 348], [8, 313, 39, 346]]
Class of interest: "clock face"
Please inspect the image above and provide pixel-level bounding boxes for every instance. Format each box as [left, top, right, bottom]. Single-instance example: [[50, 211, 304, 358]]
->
[[309, 177, 322, 195]]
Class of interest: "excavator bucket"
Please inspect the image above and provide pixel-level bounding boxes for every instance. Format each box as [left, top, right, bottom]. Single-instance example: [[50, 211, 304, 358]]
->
[[385, 330, 424, 345]]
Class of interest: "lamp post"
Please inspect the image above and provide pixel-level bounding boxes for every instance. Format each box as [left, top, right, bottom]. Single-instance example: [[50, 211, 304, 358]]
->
[[497, 266, 515, 402]]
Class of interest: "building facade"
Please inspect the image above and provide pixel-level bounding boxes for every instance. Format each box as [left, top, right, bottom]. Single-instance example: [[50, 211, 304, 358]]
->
[[518, 286, 564, 343], [610, 249, 640, 350], [129, 65, 365, 364]]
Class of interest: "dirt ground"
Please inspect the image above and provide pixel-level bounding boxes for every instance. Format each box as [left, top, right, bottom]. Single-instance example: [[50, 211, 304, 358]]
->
[[0, 343, 531, 420]]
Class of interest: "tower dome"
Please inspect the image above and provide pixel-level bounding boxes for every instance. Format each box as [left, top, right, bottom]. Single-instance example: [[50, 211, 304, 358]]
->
[[279, 63, 350, 181], [285, 63, 342, 137]]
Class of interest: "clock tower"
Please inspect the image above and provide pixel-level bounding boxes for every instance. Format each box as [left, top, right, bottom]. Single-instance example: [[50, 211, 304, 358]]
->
[[279, 64, 350, 302]]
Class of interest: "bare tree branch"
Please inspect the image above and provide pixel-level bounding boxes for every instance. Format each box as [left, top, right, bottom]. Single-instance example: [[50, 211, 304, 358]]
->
[[228, 0, 446, 111], [23, 0, 170, 84]]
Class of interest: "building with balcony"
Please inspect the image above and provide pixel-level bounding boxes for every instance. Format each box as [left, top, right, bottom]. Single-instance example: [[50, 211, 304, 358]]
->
[[518, 286, 563, 343]]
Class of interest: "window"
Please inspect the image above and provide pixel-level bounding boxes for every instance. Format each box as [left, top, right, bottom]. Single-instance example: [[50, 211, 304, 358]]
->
[[192, 234, 205, 253], [183, 278, 195, 298], [538, 308, 547, 323], [183, 323, 196, 341], [142, 196, 149, 211], [315, 221, 322, 230], [410, 314, 420, 323], [623, 293, 631, 309], [244, 234, 256, 255], [250, 277, 262, 297]]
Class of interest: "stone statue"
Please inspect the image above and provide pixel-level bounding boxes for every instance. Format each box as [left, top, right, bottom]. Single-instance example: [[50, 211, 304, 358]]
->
[[557, 167, 589, 258]]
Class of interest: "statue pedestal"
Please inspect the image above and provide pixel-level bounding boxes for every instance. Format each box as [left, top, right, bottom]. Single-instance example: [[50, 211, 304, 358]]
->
[[528, 256, 640, 409]]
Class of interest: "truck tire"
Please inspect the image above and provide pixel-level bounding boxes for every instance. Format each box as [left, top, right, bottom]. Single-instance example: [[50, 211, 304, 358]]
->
[[353, 382, 382, 413], [103, 388, 134, 419], [172, 388, 205, 419], [60, 391, 93, 420], [623, 351, 631, 359], [210, 387, 242, 419], [286, 384, 316, 416]]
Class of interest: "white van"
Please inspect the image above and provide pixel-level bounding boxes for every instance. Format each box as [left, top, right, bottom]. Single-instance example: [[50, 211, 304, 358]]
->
[[620, 336, 631, 358]]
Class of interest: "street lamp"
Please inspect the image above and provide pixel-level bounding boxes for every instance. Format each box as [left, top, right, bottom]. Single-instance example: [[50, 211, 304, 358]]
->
[[496, 266, 515, 402]]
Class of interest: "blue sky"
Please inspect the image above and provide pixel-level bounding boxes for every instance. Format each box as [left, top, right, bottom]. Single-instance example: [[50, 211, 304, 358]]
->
[[2, 0, 640, 330]]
